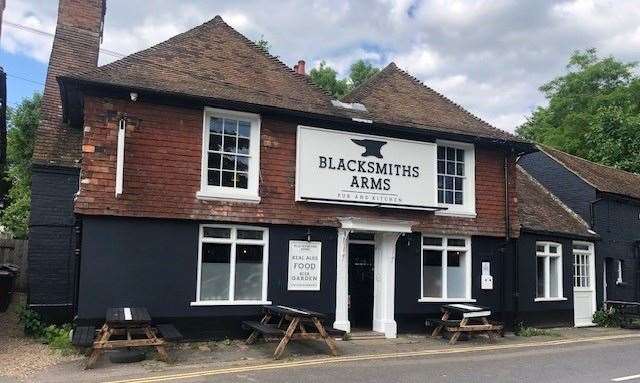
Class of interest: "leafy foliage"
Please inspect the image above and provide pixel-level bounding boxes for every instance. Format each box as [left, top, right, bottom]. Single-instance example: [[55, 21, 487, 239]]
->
[[592, 308, 621, 327], [1, 93, 40, 238], [17, 304, 74, 354], [513, 322, 560, 337], [516, 49, 640, 173], [254, 35, 271, 52], [309, 59, 380, 98]]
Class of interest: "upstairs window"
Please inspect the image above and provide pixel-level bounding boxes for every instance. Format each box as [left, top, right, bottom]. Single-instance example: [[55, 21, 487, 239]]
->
[[198, 108, 261, 202], [436, 140, 475, 217]]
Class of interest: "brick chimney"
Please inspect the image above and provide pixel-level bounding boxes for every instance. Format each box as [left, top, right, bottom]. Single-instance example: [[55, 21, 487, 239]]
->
[[294, 59, 306, 75], [33, 0, 106, 165]]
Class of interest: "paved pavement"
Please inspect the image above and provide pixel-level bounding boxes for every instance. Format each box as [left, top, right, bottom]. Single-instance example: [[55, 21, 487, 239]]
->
[[121, 336, 640, 383]]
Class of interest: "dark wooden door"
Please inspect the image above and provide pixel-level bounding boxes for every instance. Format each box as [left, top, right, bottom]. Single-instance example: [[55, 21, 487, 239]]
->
[[348, 243, 375, 329]]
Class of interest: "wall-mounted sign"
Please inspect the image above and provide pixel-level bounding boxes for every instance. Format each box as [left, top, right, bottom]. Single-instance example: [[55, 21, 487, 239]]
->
[[295, 126, 438, 210], [481, 261, 493, 290], [287, 240, 322, 291]]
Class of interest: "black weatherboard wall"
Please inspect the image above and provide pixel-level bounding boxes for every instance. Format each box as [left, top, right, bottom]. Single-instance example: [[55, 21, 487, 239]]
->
[[28, 165, 80, 323], [77, 216, 338, 339], [394, 234, 513, 331]]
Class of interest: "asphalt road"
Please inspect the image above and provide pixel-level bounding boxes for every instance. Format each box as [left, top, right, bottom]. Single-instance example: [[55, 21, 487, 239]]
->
[[154, 337, 640, 383]]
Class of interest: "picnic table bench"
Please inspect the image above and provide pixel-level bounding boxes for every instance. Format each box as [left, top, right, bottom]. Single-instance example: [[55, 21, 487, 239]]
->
[[243, 305, 345, 359], [430, 304, 503, 345], [74, 307, 183, 369]]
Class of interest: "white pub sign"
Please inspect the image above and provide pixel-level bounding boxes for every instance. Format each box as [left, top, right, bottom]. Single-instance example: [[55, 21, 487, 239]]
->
[[295, 126, 438, 210], [287, 240, 322, 291]]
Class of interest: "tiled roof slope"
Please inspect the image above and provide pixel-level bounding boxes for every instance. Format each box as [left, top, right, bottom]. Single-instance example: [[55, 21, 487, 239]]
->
[[342, 63, 523, 142], [68, 16, 526, 145], [542, 146, 640, 201], [517, 166, 595, 238], [69, 16, 336, 117]]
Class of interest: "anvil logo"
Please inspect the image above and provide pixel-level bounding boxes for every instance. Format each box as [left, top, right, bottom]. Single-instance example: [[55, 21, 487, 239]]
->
[[351, 139, 387, 159]]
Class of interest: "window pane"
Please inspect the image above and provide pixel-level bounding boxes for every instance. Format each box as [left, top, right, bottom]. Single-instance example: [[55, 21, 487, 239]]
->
[[237, 229, 263, 240], [234, 245, 264, 300], [207, 153, 221, 169], [437, 160, 445, 173], [573, 243, 589, 251], [549, 257, 559, 297], [536, 244, 545, 253], [236, 172, 248, 189], [454, 192, 463, 205], [200, 243, 231, 301], [536, 257, 545, 298], [437, 146, 445, 159], [446, 161, 455, 175], [209, 134, 222, 151], [223, 119, 238, 135], [209, 117, 223, 133], [423, 237, 442, 246], [446, 147, 455, 160], [223, 135, 237, 153], [456, 149, 465, 162], [207, 170, 221, 186], [423, 250, 443, 298], [456, 163, 464, 176], [447, 251, 466, 298], [437, 190, 444, 203], [445, 191, 453, 204], [221, 171, 235, 187], [437, 175, 444, 189], [447, 238, 466, 247], [445, 176, 453, 189], [454, 177, 463, 191], [238, 121, 251, 138], [222, 155, 235, 170], [203, 227, 231, 238], [236, 156, 249, 172], [237, 138, 250, 155], [549, 245, 558, 254]]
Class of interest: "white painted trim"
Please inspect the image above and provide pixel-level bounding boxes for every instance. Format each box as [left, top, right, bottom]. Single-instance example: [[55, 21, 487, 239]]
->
[[333, 228, 351, 334], [418, 298, 477, 303], [194, 224, 269, 305], [338, 217, 414, 233], [372, 232, 401, 338], [190, 301, 272, 306], [420, 235, 473, 301], [199, 107, 261, 201], [534, 297, 568, 302], [115, 118, 126, 197], [435, 140, 476, 217]]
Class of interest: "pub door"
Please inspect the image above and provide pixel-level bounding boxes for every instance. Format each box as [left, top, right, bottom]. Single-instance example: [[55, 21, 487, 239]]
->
[[348, 242, 375, 330]]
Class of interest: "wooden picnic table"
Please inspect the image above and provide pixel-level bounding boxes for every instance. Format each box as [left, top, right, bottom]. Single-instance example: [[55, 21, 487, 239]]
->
[[431, 304, 503, 345], [243, 305, 342, 359], [82, 307, 181, 369]]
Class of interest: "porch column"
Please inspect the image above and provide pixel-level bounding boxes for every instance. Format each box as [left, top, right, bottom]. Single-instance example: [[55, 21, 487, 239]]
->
[[373, 232, 401, 338], [334, 228, 351, 333]]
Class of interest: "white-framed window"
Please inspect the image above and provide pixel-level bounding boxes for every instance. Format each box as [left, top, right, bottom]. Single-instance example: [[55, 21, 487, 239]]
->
[[435, 140, 476, 217], [197, 107, 261, 202], [192, 224, 270, 306], [420, 235, 473, 302], [616, 259, 624, 285], [572, 242, 594, 289], [535, 241, 565, 301]]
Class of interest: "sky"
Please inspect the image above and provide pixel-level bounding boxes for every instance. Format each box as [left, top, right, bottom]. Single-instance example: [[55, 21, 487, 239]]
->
[[2, 0, 640, 133]]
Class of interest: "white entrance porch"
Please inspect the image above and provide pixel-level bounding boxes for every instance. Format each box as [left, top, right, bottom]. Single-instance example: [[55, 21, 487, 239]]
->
[[333, 217, 414, 338]]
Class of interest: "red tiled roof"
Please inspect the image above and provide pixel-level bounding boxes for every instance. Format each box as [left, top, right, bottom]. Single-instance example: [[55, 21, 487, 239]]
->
[[541, 146, 640, 201], [517, 166, 595, 238]]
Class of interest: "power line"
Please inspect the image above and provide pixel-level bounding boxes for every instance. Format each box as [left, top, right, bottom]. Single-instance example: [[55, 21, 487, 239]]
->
[[4, 20, 127, 58], [6, 73, 45, 86]]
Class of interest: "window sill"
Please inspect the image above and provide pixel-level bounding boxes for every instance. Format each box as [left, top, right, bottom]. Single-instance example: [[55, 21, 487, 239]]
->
[[196, 191, 261, 203], [190, 300, 272, 306], [534, 297, 567, 302], [418, 298, 476, 303], [435, 209, 477, 218]]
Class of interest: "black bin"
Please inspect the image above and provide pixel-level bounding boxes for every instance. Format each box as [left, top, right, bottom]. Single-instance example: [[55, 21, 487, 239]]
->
[[0, 263, 18, 312]]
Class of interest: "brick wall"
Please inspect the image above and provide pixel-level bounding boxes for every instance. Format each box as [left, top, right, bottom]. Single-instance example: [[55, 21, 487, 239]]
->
[[32, 0, 104, 166], [76, 97, 519, 238]]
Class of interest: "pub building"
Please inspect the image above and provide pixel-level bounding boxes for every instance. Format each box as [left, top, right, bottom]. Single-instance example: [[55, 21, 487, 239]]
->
[[29, 0, 605, 339]]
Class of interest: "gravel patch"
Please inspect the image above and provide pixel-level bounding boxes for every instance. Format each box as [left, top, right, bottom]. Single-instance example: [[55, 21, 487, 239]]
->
[[0, 294, 82, 381]]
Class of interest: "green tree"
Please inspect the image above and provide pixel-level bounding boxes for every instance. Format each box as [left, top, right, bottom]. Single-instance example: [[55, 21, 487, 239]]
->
[[517, 49, 640, 172], [349, 59, 380, 88], [309, 59, 379, 98], [1, 93, 40, 238], [254, 35, 271, 52]]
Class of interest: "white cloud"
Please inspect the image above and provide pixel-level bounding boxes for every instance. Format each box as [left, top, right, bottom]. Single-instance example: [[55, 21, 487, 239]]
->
[[392, 46, 442, 77]]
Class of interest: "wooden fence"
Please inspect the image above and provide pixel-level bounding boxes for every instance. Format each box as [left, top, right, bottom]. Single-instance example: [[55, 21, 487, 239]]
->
[[0, 239, 28, 292]]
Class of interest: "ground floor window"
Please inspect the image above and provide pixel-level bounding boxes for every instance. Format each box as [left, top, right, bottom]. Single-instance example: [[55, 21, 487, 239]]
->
[[616, 259, 624, 285], [195, 225, 269, 305], [535, 241, 564, 301], [420, 235, 472, 301]]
